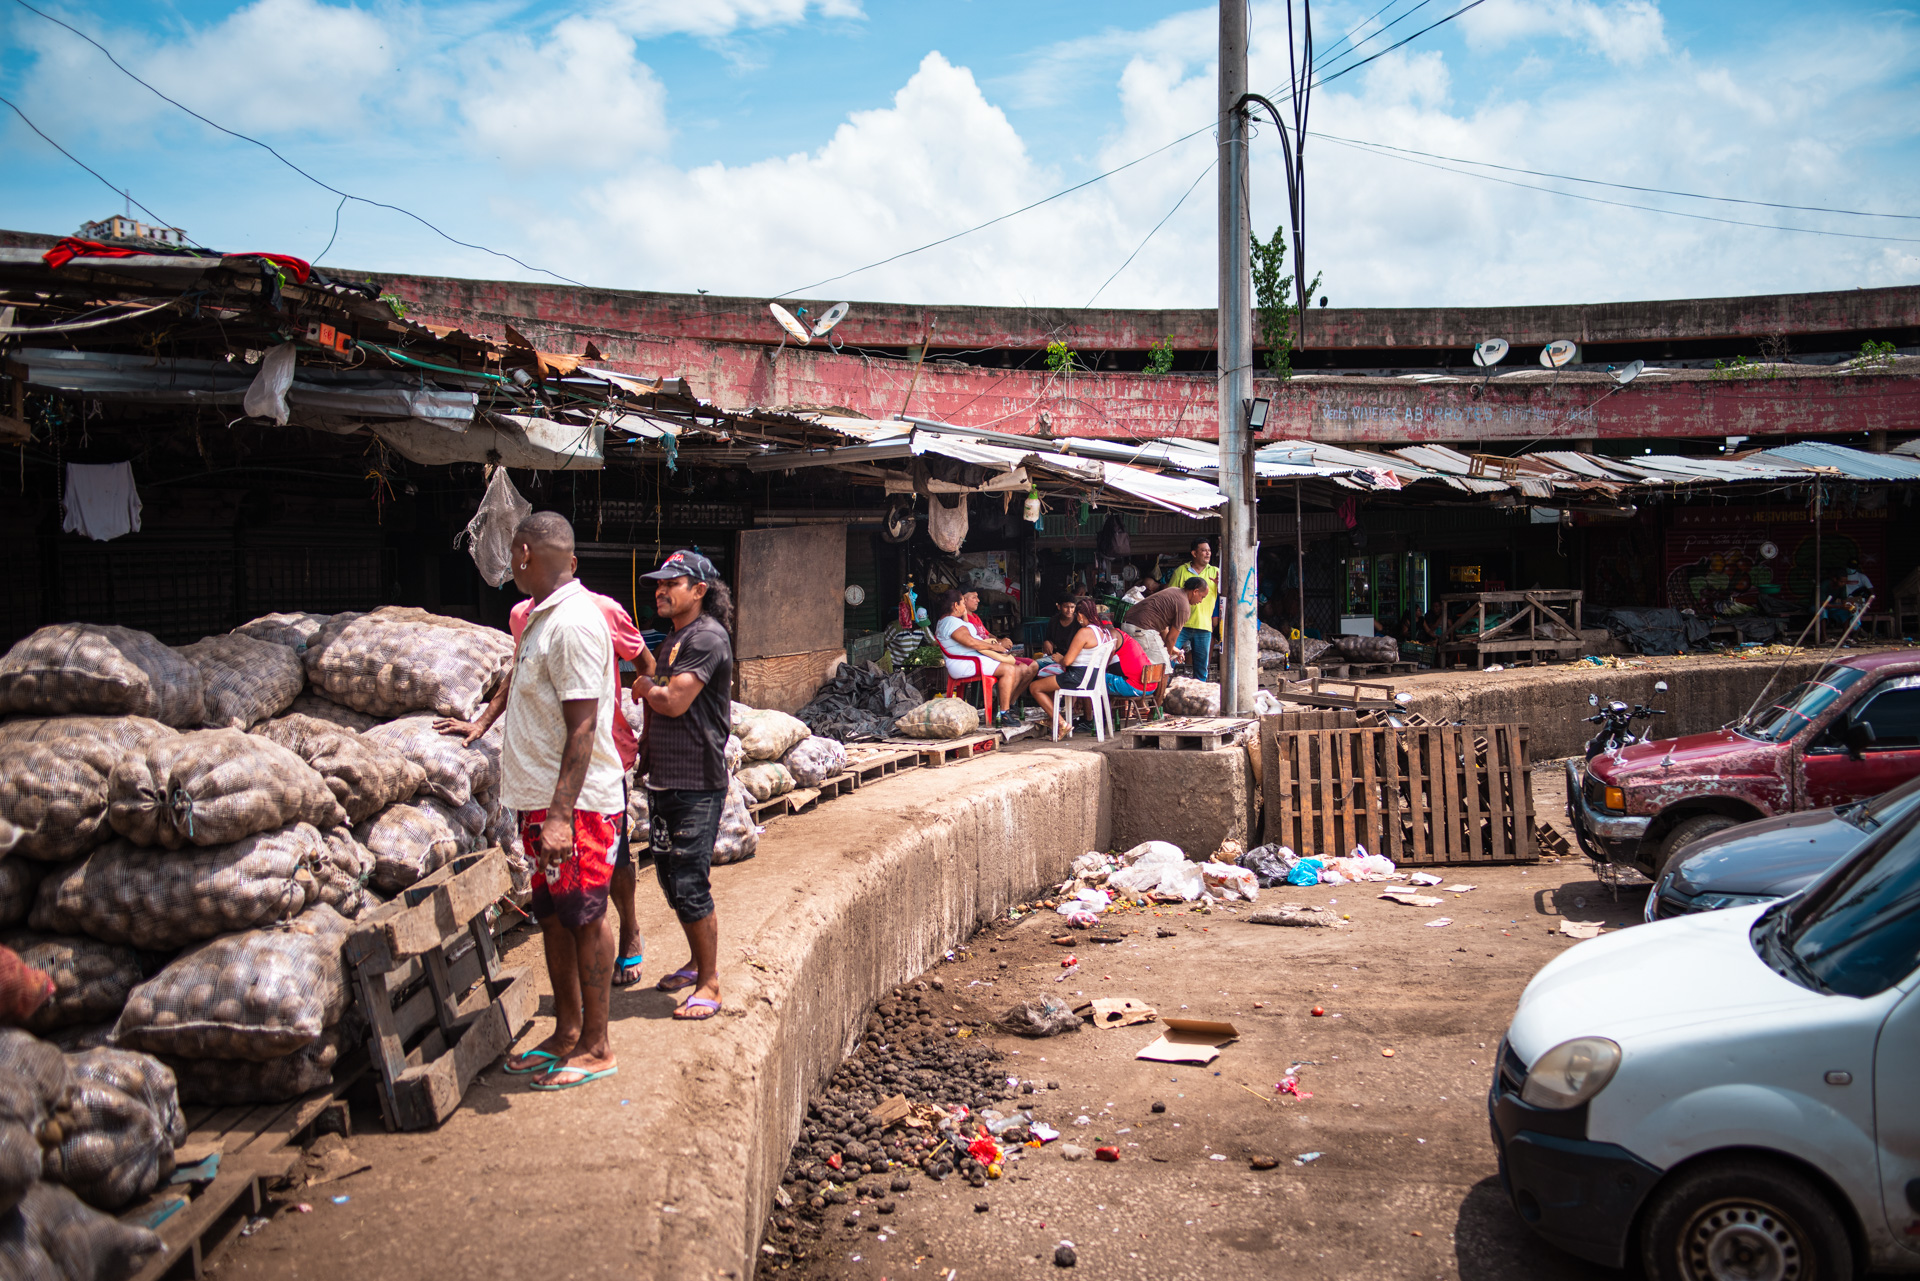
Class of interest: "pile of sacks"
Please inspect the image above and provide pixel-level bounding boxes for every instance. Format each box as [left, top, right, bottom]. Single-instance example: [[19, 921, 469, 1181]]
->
[[0, 609, 518, 1117], [703, 705, 849, 862]]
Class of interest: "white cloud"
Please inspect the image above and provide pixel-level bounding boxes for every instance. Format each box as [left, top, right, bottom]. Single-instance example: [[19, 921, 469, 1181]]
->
[[1456, 0, 1668, 65], [462, 17, 668, 166], [600, 0, 862, 39]]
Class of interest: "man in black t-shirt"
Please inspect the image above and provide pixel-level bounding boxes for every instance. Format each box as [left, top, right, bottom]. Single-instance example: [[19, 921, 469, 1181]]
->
[[632, 549, 734, 1021]]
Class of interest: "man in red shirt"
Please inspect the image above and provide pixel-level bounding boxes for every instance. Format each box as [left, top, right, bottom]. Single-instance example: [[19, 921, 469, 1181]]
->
[[438, 585, 650, 987]]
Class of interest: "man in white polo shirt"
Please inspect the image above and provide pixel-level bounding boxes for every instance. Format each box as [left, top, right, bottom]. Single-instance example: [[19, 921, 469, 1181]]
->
[[496, 512, 627, 1091]]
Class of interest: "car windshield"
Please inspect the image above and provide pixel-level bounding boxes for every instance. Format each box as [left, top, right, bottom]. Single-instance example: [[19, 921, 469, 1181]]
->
[[1847, 773, 1920, 830], [1763, 805, 1920, 997], [1737, 667, 1866, 743]]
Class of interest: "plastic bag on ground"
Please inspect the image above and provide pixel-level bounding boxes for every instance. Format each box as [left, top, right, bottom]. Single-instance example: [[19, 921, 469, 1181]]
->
[[1054, 888, 1111, 915], [1325, 848, 1397, 882], [45, 1048, 182, 1209], [0, 1180, 162, 1280], [734, 762, 795, 803], [1109, 859, 1206, 900], [460, 466, 532, 589], [31, 824, 320, 950], [1237, 843, 1299, 888], [999, 997, 1081, 1037], [231, 611, 333, 652], [359, 715, 500, 809], [303, 608, 512, 720], [1286, 858, 1325, 887], [176, 632, 306, 729], [1201, 862, 1259, 902], [735, 709, 810, 762], [253, 713, 427, 823], [1119, 841, 1186, 867], [0, 718, 176, 863], [893, 697, 980, 741], [1, 935, 142, 1035], [113, 905, 352, 1061], [356, 797, 487, 894], [1163, 677, 1220, 718], [0, 623, 206, 726], [711, 778, 760, 867], [107, 729, 344, 849], [781, 736, 847, 788]]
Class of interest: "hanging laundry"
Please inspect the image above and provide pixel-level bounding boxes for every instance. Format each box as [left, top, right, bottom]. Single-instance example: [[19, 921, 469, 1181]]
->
[[62, 462, 142, 541]]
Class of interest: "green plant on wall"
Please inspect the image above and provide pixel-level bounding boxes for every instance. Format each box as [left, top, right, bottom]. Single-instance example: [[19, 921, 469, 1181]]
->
[[1853, 339, 1897, 371], [1145, 336, 1175, 376], [1045, 339, 1080, 374], [378, 292, 409, 319], [1250, 224, 1320, 379], [1711, 355, 1759, 380]]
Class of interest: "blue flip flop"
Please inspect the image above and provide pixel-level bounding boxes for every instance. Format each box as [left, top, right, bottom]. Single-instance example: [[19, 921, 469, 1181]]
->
[[530, 1064, 618, 1091], [613, 954, 646, 987], [504, 1049, 562, 1076]]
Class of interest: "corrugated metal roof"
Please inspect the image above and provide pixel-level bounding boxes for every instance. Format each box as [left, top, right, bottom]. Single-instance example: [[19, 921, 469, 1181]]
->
[[1759, 441, 1920, 481]]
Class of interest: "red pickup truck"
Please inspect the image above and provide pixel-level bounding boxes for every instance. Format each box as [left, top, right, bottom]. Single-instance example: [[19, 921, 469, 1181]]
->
[[1567, 650, 1920, 879]]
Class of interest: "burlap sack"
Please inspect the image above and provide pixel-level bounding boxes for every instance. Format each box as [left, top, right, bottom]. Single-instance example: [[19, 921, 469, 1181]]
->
[[112, 905, 351, 1062], [304, 608, 511, 719], [253, 713, 426, 823], [108, 728, 344, 849], [1332, 634, 1398, 664], [893, 696, 980, 740], [0, 935, 142, 1035], [359, 715, 500, 809], [177, 633, 306, 729], [0, 624, 206, 726], [311, 827, 376, 918], [30, 826, 320, 950], [712, 778, 759, 867], [284, 692, 383, 733], [734, 761, 794, 803], [0, 860, 44, 929], [44, 1048, 181, 1209], [1163, 676, 1221, 717], [0, 718, 175, 863], [166, 1026, 344, 1106], [231, 611, 332, 651], [781, 735, 847, 788], [356, 797, 487, 893], [0, 1029, 71, 1218], [0, 1180, 162, 1280]]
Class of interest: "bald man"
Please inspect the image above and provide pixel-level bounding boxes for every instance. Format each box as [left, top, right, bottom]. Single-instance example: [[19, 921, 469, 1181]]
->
[[492, 512, 627, 1091]]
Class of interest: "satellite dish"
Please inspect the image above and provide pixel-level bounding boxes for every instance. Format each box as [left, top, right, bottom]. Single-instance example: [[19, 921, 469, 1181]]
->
[[1610, 360, 1646, 387], [768, 303, 811, 345], [812, 302, 851, 338], [1540, 340, 1580, 369], [1471, 338, 1510, 368], [844, 583, 866, 606]]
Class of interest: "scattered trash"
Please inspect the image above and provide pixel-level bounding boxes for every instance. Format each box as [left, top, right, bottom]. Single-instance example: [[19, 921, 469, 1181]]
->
[[1444, 885, 1477, 894], [1136, 1018, 1239, 1065], [1278, 1078, 1312, 1098], [1381, 1049, 1396, 1057], [1250, 1155, 1279, 1170], [1425, 918, 1452, 928], [1055, 1241, 1078, 1267], [1310, 1006, 1325, 1017], [1031, 1121, 1060, 1143], [303, 1134, 371, 1188], [1285, 858, 1325, 887], [330, 1195, 350, 1204], [1208, 1153, 1227, 1161], [1059, 1144, 1091, 1161], [1381, 889, 1443, 907], [1561, 920, 1606, 939], [240, 1216, 270, 1237], [1061, 955, 1078, 968], [870, 1095, 913, 1124], [1408, 872, 1443, 886], [999, 997, 1083, 1038], [1295, 1152, 1323, 1165], [1237, 843, 1298, 888], [1094, 1147, 1120, 1162], [292, 1203, 312, 1214], [1077, 998, 1157, 1028], [1247, 904, 1347, 928]]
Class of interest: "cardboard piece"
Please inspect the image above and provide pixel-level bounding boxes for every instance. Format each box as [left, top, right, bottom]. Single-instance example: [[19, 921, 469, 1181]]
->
[[1075, 998, 1157, 1029], [869, 1094, 912, 1124], [1135, 1017, 1239, 1065], [1381, 890, 1442, 907], [1560, 920, 1606, 939]]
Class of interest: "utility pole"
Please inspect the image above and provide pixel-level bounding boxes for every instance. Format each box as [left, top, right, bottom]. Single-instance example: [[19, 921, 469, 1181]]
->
[[1217, 0, 1258, 714]]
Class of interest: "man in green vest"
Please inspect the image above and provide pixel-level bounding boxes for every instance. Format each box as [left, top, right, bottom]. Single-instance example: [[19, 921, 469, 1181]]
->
[[1166, 538, 1220, 681]]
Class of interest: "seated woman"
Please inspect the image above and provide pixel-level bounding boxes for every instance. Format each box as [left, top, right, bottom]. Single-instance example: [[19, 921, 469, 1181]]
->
[[1106, 625, 1158, 700], [933, 587, 1029, 728], [1027, 597, 1118, 738]]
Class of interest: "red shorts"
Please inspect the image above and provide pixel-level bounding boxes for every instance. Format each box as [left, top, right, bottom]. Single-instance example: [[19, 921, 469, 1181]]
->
[[519, 809, 621, 929]]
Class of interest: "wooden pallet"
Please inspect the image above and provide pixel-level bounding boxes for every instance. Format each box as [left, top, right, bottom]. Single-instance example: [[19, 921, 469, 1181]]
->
[[748, 795, 790, 825], [1120, 716, 1254, 751], [1260, 719, 1536, 865], [126, 1148, 301, 1281], [1276, 675, 1401, 710], [839, 745, 920, 787], [878, 733, 1000, 768], [1345, 660, 1419, 676], [345, 849, 537, 1131]]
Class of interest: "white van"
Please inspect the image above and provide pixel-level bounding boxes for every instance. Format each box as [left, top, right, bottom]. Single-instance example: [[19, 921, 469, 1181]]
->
[[1490, 801, 1920, 1278]]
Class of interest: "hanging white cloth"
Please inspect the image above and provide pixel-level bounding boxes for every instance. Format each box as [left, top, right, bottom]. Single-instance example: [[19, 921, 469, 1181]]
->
[[62, 461, 142, 541]]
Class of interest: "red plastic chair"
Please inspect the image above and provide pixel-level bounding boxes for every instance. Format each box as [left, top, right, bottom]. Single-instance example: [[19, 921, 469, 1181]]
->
[[936, 636, 994, 712]]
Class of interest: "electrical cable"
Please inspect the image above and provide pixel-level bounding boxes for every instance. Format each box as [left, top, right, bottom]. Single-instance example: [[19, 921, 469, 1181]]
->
[[1312, 0, 1419, 68], [1083, 159, 1215, 307], [0, 92, 194, 243], [10, 0, 585, 286], [314, 194, 347, 263], [1311, 0, 1489, 88], [1310, 0, 1436, 83]]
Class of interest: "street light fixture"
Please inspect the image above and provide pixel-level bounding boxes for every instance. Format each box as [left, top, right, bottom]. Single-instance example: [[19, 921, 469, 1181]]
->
[[1247, 397, 1271, 430]]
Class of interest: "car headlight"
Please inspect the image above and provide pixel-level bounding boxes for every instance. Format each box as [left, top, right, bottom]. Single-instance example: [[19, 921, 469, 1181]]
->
[[1520, 1037, 1621, 1109], [1691, 892, 1778, 913]]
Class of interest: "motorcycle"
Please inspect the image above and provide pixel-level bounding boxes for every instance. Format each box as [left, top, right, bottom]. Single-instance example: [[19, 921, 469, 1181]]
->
[[1584, 680, 1668, 759]]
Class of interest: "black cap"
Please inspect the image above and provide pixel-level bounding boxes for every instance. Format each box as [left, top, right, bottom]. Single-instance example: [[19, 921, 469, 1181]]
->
[[642, 549, 721, 584]]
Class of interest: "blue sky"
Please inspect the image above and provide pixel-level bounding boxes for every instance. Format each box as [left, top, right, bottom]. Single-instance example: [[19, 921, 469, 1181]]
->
[[3, 0, 1916, 309]]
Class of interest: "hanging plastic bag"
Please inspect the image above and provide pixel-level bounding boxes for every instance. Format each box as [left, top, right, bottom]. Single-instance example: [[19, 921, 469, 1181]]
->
[[460, 468, 532, 589], [241, 343, 296, 426]]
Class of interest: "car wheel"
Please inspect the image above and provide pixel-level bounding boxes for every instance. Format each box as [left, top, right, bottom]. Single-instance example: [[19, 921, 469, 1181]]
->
[[1639, 1158, 1853, 1281], [1657, 814, 1741, 878]]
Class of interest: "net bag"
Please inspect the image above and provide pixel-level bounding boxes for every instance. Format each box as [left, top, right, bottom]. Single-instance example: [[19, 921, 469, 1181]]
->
[[732, 708, 811, 761], [734, 762, 794, 803], [108, 729, 345, 849], [284, 693, 383, 733], [231, 611, 332, 652], [0, 1029, 71, 1218], [359, 716, 500, 809], [113, 905, 352, 1061], [712, 778, 759, 867], [0, 935, 142, 1035], [253, 713, 426, 823], [44, 1049, 182, 1209], [0, 1180, 163, 1281], [0, 624, 206, 726], [1162, 677, 1221, 717], [31, 826, 320, 951], [304, 608, 512, 720], [893, 696, 980, 740], [487, 802, 531, 897], [356, 797, 487, 893], [0, 719, 176, 863], [177, 633, 306, 729], [780, 736, 847, 788], [311, 827, 376, 919], [166, 1026, 346, 1106], [0, 861, 45, 929]]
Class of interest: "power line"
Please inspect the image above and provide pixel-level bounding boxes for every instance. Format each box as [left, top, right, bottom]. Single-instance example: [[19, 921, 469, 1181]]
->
[[1312, 0, 1489, 87], [1310, 131, 1920, 221], [1312, 0, 1419, 68], [11, 0, 585, 285], [1317, 133, 1920, 244], [0, 92, 194, 243], [1311, 0, 1437, 83], [1084, 160, 1215, 307]]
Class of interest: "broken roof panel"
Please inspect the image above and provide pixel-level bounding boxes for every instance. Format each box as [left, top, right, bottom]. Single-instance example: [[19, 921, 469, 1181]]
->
[[1760, 441, 1920, 481]]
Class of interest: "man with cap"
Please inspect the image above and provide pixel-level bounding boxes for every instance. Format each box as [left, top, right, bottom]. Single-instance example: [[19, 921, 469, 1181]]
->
[[633, 549, 735, 1020]]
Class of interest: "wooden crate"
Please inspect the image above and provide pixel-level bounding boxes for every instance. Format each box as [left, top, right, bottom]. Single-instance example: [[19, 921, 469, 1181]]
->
[[1120, 716, 1253, 751], [344, 849, 537, 1131], [1261, 718, 1536, 865], [1437, 589, 1585, 669]]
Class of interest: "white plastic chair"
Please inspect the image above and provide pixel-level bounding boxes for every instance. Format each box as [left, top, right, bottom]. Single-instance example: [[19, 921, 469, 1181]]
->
[[1052, 637, 1117, 742]]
